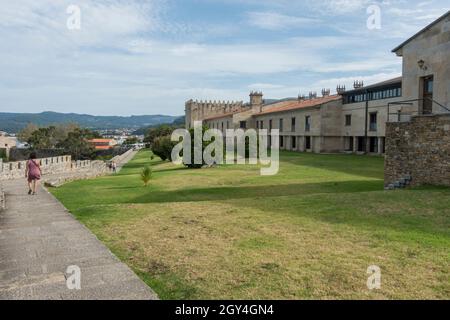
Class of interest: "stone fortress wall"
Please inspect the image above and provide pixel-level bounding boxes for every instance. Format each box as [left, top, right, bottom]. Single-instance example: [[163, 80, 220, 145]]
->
[[185, 99, 246, 129], [0, 155, 109, 187], [385, 114, 450, 187]]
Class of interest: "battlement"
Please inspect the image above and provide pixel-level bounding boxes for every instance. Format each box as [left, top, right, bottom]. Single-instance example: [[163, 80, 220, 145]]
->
[[185, 99, 245, 128]]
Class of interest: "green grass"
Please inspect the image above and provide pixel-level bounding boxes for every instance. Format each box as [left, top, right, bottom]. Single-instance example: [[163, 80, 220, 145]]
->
[[51, 150, 450, 300]]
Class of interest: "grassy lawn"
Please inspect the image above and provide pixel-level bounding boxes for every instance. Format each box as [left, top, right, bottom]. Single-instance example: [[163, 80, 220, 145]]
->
[[50, 150, 450, 300]]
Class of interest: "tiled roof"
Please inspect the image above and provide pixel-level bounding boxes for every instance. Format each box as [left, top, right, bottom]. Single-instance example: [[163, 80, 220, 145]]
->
[[94, 145, 113, 150], [257, 95, 342, 116], [89, 139, 114, 143], [203, 112, 235, 121]]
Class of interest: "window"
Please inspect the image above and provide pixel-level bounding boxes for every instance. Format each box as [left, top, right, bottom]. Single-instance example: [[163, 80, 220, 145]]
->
[[279, 119, 284, 132], [291, 117, 296, 132], [260, 121, 264, 129], [345, 137, 354, 151], [369, 112, 377, 131], [269, 120, 273, 131], [305, 116, 311, 132], [256, 121, 259, 129], [305, 136, 311, 150], [280, 136, 284, 148], [345, 114, 352, 126], [357, 137, 366, 152], [369, 137, 378, 153], [221, 122, 224, 131], [240, 121, 247, 129], [292, 137, 296, 149]]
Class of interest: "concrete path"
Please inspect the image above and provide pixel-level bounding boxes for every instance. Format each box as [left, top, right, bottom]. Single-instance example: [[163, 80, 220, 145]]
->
[[115, 150, 139, 173], [0, 156, 158, 300]]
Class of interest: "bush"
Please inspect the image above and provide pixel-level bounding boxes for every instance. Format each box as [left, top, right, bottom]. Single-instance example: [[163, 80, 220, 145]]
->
[[151, 136, 175, 161], [140, 165, 152, 187]]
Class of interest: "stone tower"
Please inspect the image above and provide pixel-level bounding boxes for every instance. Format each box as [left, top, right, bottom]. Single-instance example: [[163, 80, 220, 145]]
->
[[250, 91, 263, 106]]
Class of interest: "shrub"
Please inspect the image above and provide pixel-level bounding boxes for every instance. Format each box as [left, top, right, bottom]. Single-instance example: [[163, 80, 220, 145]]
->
[[140, 165, 152, 187], [151, 136, 175, 161]]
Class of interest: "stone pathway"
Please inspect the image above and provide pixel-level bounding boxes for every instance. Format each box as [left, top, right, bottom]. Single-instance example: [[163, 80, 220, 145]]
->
[[115, 150, 138, 173], [0, 153, 158, 300]]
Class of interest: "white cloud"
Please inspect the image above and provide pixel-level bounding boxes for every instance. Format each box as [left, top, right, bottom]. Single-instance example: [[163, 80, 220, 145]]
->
[[247, 11, 320, 30]]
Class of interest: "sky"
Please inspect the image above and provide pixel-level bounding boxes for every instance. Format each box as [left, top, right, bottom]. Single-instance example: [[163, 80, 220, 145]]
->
[[0, 0, 448, 116]]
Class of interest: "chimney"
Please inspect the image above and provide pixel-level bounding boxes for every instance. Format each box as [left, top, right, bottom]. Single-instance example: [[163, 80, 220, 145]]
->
[[321, 88, 330, 97], [336, 85, 346, 94], [353, 80, 364, 89], [249, 91, 263, 106]]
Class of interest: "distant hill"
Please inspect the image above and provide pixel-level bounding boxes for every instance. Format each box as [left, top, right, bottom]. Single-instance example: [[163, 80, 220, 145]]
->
[[0, 111, 180, 133], [132, 116, 185, 135]]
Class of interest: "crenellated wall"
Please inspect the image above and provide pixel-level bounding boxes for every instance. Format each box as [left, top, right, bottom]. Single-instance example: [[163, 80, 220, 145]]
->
[[185, 99, 245, 129], [0, 156, 109, 184]]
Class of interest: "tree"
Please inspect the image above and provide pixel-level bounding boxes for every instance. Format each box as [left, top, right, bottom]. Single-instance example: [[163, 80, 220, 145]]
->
[[140, 165, 152, 187], [17, 123, 39, 142], [27, 126, 59, 149], [151, 135, 175, 161], [56, 128, 97, 160], [144, 125, 176, 147]]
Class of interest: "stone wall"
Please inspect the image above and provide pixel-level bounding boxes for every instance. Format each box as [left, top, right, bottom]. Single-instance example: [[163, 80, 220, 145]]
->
[[385, 114, 450, 187], [0, 155, 109, 186], [111, 148, 135, 164], [185, 99, 245, 129], [0, 181, 4, 211]]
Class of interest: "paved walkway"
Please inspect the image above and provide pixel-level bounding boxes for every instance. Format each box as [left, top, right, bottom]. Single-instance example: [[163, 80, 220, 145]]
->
[[115, 150, 138, 173], [0, 153, 158, 300]]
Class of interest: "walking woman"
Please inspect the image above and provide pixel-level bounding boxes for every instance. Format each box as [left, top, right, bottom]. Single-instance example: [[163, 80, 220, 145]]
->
[[25, 152, 41, 195]]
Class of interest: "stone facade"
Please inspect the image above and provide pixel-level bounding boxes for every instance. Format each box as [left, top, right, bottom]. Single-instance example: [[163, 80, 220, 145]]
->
[[385, 114, 450, 187], [393, 11, 450, 114], [198, 90, 394, 154]]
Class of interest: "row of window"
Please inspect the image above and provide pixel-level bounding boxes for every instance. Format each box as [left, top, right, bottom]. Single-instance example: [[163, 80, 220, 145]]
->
[[344, 137, 385, 153], [344, 113, 378, 131], [343, 87, 402, 104], [209, 121, 230, 130], [256, 116, 311, 132], [210, 113, 379, 132], [267, 135, 312, 150]]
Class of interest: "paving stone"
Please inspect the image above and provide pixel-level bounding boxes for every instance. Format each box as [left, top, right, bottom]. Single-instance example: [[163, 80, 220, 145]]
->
[[0, 172, 158, 300]]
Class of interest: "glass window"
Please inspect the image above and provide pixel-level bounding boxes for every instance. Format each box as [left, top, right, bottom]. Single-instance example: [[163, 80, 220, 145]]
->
[[345, 114, 352, 126], [305, 116, 311, 132]]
